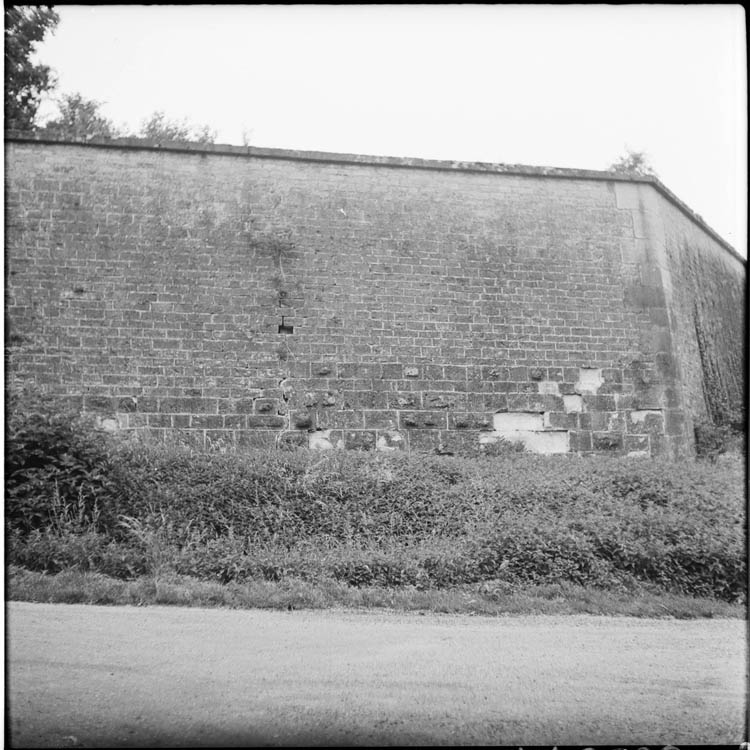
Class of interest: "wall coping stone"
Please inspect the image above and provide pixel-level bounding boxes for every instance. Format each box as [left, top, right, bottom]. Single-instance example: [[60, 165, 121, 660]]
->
[[5, 130, 744, 264]]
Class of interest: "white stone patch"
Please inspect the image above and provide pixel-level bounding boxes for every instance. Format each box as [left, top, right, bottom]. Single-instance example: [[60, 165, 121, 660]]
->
[[96, 416, 119, 433], [480, 430, 569, 454], [309, 430, 335, 450], [575, 368, 603, 395], [626, 450, 650, 459], [537, 380, 560, 396], [563, 395, 583, 413], [493, 412, 544, 431], [484, 411, 569, 454], [630, 409, 662, 424], [520, 430, 569, 454]]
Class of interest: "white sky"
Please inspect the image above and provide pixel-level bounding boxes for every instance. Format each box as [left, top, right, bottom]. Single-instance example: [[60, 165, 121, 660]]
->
[[32, 4, 747, 256]]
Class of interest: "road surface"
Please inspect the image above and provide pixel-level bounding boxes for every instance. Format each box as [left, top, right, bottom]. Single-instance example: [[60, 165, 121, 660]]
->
[[5, 602, 746, 746]]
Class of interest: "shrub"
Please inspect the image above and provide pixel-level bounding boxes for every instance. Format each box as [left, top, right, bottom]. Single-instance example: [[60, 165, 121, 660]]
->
[[5, 386, 116, 533]]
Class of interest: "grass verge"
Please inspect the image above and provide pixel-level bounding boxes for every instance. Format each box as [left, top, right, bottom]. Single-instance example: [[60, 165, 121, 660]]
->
[[7, 565, 744, 619]]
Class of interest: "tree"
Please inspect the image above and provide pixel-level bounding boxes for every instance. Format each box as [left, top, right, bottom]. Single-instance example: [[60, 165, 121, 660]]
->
[[139, 111, 216, 144], [39, 92, 121, 140], [607, 148, 658, 178], [4, 5, 59, 130]]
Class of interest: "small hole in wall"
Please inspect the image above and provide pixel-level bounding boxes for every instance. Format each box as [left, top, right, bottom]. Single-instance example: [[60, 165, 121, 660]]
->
[[278, 317, 294, 334]]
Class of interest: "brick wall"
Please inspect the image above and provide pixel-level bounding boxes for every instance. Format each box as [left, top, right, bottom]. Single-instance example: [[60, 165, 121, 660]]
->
[[4, 136, 745, 457]]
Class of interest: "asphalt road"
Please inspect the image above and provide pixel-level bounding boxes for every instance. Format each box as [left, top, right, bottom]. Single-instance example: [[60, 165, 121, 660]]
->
[[5, 602, 746, 747]]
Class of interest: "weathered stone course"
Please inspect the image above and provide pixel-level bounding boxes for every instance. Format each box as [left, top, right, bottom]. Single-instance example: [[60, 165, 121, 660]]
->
[[4, 136, 745, 457]]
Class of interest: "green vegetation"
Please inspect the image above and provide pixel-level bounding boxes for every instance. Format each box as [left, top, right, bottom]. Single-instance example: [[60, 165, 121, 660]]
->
[[5, 388, 746, 616]]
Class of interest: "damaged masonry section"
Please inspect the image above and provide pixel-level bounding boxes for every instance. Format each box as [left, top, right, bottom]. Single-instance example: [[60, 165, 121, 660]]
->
[[480, 368, 604, 455]]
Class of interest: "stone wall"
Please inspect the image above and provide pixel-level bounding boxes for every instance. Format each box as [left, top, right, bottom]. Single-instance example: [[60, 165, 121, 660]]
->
[[659, 194, 745, 431], [4, 135, 745, 457]]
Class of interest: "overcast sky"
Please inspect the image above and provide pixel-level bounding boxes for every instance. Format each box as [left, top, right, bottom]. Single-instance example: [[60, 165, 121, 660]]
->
[[33, 4, 746, 256]]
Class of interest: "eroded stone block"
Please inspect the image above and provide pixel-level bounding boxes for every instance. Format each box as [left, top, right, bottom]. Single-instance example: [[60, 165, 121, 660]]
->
[[376, 430, 405, 451], [345, 430, 376, 450], [628, 409, 664, 434], [309, 429, 343, 450], [96, 416, 120, 433], [399, 411, 447, 429], [364, 410, 399, 430], [592, 432, 622, 451]]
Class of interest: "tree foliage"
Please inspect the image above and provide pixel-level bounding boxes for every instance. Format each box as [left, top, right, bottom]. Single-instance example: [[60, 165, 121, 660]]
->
[[139, 111, 216, 144], [607, 148, 658, 178], [39, 92, 121, 140], [4, 5, 60, 130]]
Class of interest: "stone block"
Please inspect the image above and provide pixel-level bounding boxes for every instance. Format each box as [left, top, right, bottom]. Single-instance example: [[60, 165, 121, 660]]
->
[[481, 366, 510, 381], [364, 410, 399, 430], [237, 431, 279, 450], [527, 394, 565, 412], [246, 415, 285, 429], [438, 430, 482, 456], [537, 380, 560, 396], [407, 429, 442, 453], [116, 396, 137, 412], [569, 430, 592, 452], [624, 434, 650, 455], [337, 362, 381, 380], [574, 368, 603, 395], [254, 398, 279, 414], [345, 430, 376, 451], [493, 412, 544, 431], [388, 392, 421, 409], [544, 411, 577, 429], [315, 409, 364, 430], [664, 409, 685, 436], [582, 394, 617, 412], [292, 410, 314, 429], [481, 428, 569, 454], [84, 395, 114, 412], [627, 409, 664, 434], [279, 431, 308, 450], [592, 432, 623, 452], [449, 412, 493, 431], [190, 414, 225, 429], [563, 395, 583, 413], [423, 392, 463, 410], [381, 364, 403, 379]]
